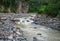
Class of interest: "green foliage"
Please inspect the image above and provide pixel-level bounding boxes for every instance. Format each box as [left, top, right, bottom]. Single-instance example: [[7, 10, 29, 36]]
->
[[29, 1, 39, 12], [0, 0, 17, 13], [38, 6, 46, 12], [29, 0, 48, 12], [28, 0, 60, 17], [25, 0, 60, 17], [0, 0, 60, 18], [44, 4, 58, 16], [44, 0, 60, 17]]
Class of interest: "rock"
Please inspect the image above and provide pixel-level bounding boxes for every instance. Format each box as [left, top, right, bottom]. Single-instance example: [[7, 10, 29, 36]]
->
[[34, 27, 37, 29], [34, 17, 60, 31], [12, 18, 20, 21], [37, 33, 42, 35], [0, 15, 27, 41], [8, 34, 13, 39], [33, 37, 37, 41], [26, 20, 30, 22], [1, 17, 7, 20]]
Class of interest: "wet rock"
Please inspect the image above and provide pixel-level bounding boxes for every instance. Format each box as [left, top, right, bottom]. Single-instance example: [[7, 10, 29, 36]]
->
[[0, 15, 27, 41], [33, 37, 37, 41], [37, 33, 42, 35], [34, 17, 60, 31], [27, 20, 30, 22], [12, 18, 20, 21], [34, 27, 37, 29], [1, 17, 7, 20]]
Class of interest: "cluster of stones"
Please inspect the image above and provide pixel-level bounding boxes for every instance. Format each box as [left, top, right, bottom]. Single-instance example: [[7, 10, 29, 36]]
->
[[34, 17, 60, 30], [0, 15, 27, 41]]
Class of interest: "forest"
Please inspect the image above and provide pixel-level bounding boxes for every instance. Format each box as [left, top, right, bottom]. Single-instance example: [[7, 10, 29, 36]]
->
[[0, 0, 60, 18]]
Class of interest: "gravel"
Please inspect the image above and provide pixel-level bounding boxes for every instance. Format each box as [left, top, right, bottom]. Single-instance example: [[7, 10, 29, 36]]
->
[[0, 14, 27, 41], [34, 17, 60, 31]]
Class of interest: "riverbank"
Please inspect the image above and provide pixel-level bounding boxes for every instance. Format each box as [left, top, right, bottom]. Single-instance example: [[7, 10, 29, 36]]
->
[[0, 13, 60, 31], [34, 16, 60, 31], [0, 14, 27, 41], [0, 13, 60, 41]]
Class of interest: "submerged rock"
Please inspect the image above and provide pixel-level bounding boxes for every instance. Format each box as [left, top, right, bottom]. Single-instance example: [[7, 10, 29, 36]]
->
[[33, 37, 37, 41], [37, 33, 42, 35]]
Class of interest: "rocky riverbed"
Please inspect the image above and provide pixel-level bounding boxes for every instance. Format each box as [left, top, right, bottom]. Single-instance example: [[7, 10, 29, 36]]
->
[[0, 14, 28, 41], [34, 16, 60, 31], [14, 14, 60, 41], [0, 13, 60, 41]]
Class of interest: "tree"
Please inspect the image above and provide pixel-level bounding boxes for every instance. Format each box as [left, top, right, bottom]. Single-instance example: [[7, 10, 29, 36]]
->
[[17, 0, 29, 13], [44, 0, 60, 17]]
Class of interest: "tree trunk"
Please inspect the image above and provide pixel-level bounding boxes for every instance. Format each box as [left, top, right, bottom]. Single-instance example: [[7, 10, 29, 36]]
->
[[22, 2, 29, 13], [8, 7, 11, 13], [17, 1, 22, 13], [17, 1, 29, 13]]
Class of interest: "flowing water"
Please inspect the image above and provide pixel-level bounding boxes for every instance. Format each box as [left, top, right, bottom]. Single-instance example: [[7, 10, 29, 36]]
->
[[16, 15, 60, 41]]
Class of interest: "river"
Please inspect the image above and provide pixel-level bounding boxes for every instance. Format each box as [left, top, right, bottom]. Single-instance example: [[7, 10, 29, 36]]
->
[[16, 14, 60, 41]]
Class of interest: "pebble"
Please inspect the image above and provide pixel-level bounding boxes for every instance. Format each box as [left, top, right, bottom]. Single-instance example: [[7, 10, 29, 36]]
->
[[0, 16, 27, 41], [34, 17, 60, 31]]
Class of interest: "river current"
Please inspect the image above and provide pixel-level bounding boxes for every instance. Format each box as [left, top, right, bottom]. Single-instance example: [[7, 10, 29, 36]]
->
[[16, 14, 60, 41]]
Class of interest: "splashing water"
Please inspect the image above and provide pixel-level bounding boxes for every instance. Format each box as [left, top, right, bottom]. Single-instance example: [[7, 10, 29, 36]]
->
[[16, 14, 60, 41]]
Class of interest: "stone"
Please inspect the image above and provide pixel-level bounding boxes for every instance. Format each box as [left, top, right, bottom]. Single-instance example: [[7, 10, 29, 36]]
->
[[37, 33, 42, 35], [33, 37, 37, 41], [34, 17, 60, 30], [1, 17, 7, 20], [0, 16, 27, 41], [34, 27, 37, 29]]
